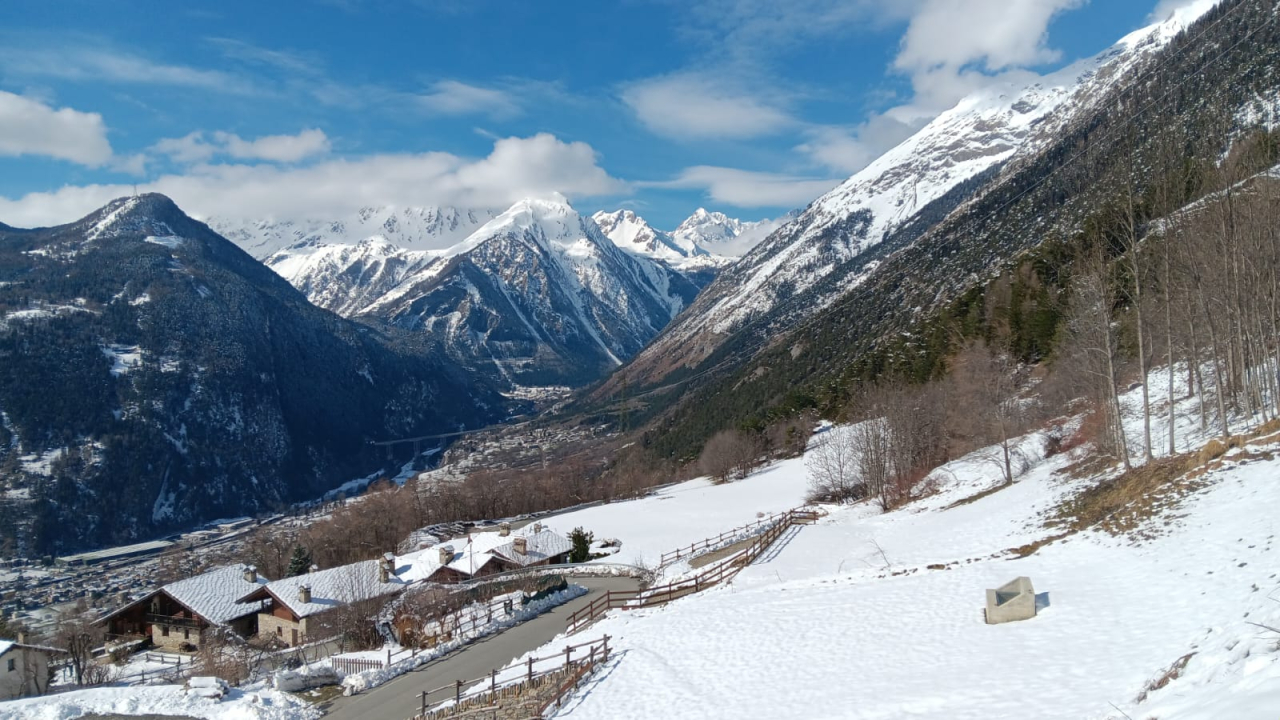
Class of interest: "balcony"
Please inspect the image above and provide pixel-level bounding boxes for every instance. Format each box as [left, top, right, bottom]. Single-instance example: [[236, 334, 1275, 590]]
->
[[146, 613, 203, 629]]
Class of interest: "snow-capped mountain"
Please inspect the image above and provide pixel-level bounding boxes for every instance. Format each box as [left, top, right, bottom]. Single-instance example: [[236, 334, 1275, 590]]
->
[[671, 208, 789, 258], [358, 196, 700, 386], [625, 3, 1218, 377], [0, 194, 504, 552], [592, 208, 784, 268], [208, 205, 499, 259]]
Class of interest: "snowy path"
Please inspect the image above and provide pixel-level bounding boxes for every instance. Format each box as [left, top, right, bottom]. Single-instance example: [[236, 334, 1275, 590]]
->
[[322, 576, 639, 720]]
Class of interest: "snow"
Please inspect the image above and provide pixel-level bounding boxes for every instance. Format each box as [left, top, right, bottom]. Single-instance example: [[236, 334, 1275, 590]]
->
[[18, 447, 67, 476], [536, 456, 813, 569], [162, 564, 271, 625], [145, 235, 186, 248], [255, 560, 409, 619], [488, 375, 1280, 719], [655, 1, 1224, 351], [1, 683, 320, 720], [101, 344, 143, 376]]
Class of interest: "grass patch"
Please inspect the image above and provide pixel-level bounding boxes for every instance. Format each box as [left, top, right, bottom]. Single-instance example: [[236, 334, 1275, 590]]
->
[[1135, 652, 1196, 703], [945, 481, 1014, 510], [1051, 455, 1200, 539]]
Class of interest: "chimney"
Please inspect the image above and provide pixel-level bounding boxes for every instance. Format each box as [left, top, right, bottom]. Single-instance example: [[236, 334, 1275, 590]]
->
[[298, 585, 311, 604], [532, 523, 543, 534], [16, 631, 26, 645], [438, 545, 454, 565], [513, 537, 528, 555], [243, 565, 257, 583], [499, 522, 511, 537], [309, 564, 319, 574], [378, 564, 390, 583]]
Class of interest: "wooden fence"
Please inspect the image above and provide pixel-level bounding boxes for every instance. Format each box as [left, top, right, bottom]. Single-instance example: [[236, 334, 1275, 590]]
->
[[567, 508, 821, 634], [331, 656, 385, 675], [657, 509, 792, 567], [409, 635, 611, 719]]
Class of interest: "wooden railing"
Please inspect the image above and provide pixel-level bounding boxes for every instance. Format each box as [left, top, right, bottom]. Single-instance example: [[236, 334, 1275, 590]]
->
[[567, 508, 821, 634], [409, 635, 611, 719], [410, 592, 522, 649], [657, 510, 791, 567]]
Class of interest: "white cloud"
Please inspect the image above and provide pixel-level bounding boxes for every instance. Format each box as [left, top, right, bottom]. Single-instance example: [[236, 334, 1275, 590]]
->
[[796, 118, 920, 175], [214, 128, 331, 163], [653, 166, 839, 208], [621, 74, 793, 140], [152, 132, 217, 164], [152, 129, 331, 165], [0, 91, 113, 166], [896, 0, 1084, 75], [418, 80, 520, 119], [0, 46, 254, 94], [0, 133, 626, 233]]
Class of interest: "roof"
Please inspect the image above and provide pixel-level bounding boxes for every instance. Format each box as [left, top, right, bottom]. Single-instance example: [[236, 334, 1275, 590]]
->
[[490, 529, 574, 567], [163, 564, 271, 625], [0, 640, 64, 655], [245, 560, 409, 618]]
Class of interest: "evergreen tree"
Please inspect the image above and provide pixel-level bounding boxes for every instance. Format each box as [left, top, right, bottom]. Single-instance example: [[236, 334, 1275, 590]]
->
[[286, 545, 313, 577], [568, 527, 594, 564]]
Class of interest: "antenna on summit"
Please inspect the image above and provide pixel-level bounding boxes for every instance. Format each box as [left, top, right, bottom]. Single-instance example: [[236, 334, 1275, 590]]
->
[[132, 184, 138, 198]]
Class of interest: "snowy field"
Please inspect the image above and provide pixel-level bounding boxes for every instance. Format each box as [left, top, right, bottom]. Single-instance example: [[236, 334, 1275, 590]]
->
[[537, 457, 813, 569], [2, 684, 320, 720], [499, 371, 1280, 719]]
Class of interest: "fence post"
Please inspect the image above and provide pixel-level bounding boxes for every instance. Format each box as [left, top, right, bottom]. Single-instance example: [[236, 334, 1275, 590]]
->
[[387, 648, 392, 667], [491, 668, 497, 694], [420, 690, 427, 716], [564, 645, 572, 669], [603, 635, 610, 661], [527, 656, 534, 683], [455, 678, 462, 707]]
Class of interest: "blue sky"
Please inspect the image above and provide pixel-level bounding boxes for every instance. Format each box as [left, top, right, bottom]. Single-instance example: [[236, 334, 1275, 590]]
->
[[0, 0, 1191, 236]]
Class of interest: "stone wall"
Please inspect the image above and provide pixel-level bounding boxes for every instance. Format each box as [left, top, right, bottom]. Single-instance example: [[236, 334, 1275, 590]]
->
[[257, 612, 306, 646], [151, 622, 199, 651]]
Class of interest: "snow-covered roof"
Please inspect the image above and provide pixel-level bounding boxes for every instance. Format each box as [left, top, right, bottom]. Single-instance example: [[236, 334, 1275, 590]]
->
[[490, 529, 574, 567], [0, 639, 63, 655], [163, 564, 271, 625], [250, 560, 409, 618]]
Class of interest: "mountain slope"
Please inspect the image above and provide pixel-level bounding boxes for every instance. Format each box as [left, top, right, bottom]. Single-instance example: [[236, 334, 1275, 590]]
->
[[612, 0, 1229, 388], [0, 194, 505, 554], [361, 196, 701, 386]]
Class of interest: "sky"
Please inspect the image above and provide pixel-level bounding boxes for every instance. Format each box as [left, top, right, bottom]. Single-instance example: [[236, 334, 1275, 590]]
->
[[0, 0, 1199, 237]]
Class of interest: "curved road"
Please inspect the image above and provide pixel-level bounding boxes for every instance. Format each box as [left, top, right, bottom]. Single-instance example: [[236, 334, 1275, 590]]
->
[[322, 575, 639, 720]]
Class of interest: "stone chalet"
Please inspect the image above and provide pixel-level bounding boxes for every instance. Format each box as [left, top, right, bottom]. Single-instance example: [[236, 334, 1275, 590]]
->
[[0, 636, 63, 699], [405, 525, 575, 584], [97, 564, 271, 652], [236, 555, 411, 647], [237, 526, 574, 646]]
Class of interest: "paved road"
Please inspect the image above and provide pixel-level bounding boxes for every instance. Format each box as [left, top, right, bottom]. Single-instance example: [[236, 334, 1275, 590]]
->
[[322, 576, 639, 720]]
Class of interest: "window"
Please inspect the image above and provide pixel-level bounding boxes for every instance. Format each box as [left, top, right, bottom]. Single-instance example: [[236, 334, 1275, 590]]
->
[[6, 658, 14, 672], [276, 626, 282, 636], [161, 625, 170, 637], [183, 628, 190, 640]]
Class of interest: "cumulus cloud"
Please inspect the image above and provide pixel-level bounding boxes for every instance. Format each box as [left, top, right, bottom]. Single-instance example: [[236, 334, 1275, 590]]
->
[[896, 0, 1085, 76], [652, 166, 839, 208], [621, 74, 793, 140], [0, 90, 113, 166], [417, 80, 520, 119], [0, 133, 626, 232], [152, 128, 331, 164]]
